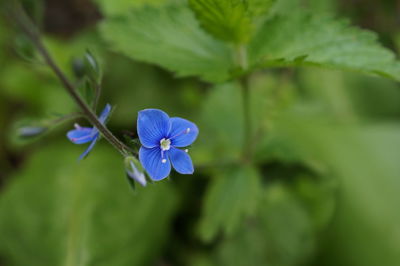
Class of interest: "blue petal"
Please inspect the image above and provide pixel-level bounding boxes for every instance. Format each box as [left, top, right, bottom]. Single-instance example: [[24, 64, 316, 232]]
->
[[67, 127, 95, 144], [137, 109, 171, 148], [98, 103, 112, 124], [169, 117, 199, 147], [91, 103, 112, 135], [169, 147, 194, 174], [79, 134, 99, 160], [139, 146, 171, 181]]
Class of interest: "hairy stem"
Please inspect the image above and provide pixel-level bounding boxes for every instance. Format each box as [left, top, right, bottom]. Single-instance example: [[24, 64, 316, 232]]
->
[[11, 2, 130, 156]]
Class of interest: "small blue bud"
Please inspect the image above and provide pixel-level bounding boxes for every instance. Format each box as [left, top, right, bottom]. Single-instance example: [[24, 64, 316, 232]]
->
[[125, 156, 147, 187], [18, 126, 47, 138]]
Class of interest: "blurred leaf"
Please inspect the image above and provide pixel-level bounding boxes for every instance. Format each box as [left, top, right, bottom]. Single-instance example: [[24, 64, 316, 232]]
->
[[198, 165, 261, 242], [272, 0, 337, 14], [275, 105, 400, 266], [100, 4, 234, 82], [188, 0, 252, 44], [291, 175, 336, 230], [192, 74, 298, 166], [256, 183, 315, 266], [192, 83, 243, 165], [193, 183, 315, 266], [94, 0, 170, 16], [249, 12, 400, 81], [0, 62, 75, 113], [13, 34, 38, 63], [0, 144, 178, 266], [246, 0, 277, 17]]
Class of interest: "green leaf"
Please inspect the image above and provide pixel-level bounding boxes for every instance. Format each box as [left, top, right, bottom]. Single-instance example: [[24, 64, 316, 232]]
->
[[188, 0, 252, 43], [291, 175, 336, 230], [249, 12, 400, 81], [246, 0, 277, 17], [194, 183, 316, 266], [192, 82, 244, 165], [256, 184, 315, 266], [197, 165, 261, 242], [0, 144, 178, 266], [100, 4, 234, 82], [93, 0, 170, 16], [274, 105, 400, 266]]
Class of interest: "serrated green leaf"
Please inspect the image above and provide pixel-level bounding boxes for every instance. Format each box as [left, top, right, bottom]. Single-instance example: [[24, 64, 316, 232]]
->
[[0, 144, 178, 266], [249, 13, 400, 81], [189, 0, 252, 44], [197, 165, 261, 242], [100, 5, 233, 82]]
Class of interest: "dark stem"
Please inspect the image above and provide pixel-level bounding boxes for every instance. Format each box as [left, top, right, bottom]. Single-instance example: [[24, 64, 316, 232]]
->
[[10, 2, 130, 156]]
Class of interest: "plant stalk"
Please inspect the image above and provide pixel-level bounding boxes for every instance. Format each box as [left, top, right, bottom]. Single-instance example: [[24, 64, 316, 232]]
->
[[235, 45, 252, 160], [11, 2, 130, 156]]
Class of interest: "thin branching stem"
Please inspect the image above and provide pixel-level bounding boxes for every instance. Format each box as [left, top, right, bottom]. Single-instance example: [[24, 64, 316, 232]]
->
[[10, 1, 131, 156]]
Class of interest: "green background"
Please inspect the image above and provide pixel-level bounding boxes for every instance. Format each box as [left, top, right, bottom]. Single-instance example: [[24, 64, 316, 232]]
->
[[0, 0, 399, 265]]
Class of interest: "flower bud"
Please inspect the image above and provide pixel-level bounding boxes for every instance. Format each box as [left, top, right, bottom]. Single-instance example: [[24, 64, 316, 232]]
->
[[18, 126, 47, 139], [84, 50, 101, 83], [124, 156, 146, 187]]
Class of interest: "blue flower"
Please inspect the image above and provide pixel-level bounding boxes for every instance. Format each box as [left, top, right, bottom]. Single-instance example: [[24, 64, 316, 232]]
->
[[67, 104, 111, 160], [137, 109, 199, 181]]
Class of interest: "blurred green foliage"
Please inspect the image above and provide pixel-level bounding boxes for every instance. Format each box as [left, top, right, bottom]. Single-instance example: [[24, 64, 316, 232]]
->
[[0, 0, 399, 266], [0, 144, 178, 266]]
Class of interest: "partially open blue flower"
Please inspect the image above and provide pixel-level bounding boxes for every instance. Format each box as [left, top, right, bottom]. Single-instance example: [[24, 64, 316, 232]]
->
[[137, 109, 199, 181], [67, 104, 111, 160]]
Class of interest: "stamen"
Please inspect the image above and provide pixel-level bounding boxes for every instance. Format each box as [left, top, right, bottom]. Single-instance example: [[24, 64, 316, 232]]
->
[[74, 123, 82, 130], [160, 138, 171, 151], [184, 149, 189, 153], [170, 127, 191, 140], [162, 159, 167, 163]]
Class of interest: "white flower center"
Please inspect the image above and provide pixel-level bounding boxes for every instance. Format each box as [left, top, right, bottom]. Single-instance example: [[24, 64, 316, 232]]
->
[[160, 138, 171, 151]]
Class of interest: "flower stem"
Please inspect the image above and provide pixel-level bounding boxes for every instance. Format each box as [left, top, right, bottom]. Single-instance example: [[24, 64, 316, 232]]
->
[[240, 75, 252, 160], [10, 2, 130, 156]]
